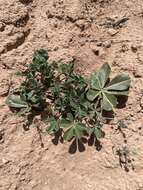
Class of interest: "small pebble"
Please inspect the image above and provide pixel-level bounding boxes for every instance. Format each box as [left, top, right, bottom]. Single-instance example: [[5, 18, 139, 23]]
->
[[0, 22, 5, 32], [75, 19, 85, 30], [131, 44, 138, 53], [91, 46, 105, 57], [103, 40, 112, 48], [96, 42, 102, 47], [108, 28, 118, 36], [2, 158, 9, 164]]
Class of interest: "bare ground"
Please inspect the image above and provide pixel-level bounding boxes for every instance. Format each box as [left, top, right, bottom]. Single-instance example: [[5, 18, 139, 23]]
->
[[0, 0, 143, 189]]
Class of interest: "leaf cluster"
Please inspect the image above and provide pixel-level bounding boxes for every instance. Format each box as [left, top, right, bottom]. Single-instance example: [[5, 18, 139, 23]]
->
[[6, 49, 131, 147]]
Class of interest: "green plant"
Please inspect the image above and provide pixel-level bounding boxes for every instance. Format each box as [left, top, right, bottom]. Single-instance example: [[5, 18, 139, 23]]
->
[[86, 63, 130, 111], [6, 49, 131, 150], [115, 146, 135, 172]]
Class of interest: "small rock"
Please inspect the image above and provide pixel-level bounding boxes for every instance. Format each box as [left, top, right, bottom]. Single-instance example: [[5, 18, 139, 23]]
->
[[131, 45, 138, 53], [4, 24, 14, 36], [46, 10, 54, 19], [134, 118, 143, 131], [120, 44, 129, 52], [133, 67, 143, 77], [108, 28, 118, 36], [103, 40, 112, 48], [75, 20, 90, 31], [0, 22, 5, 32], [0, 46, 5, 54], [2, 158, 9, 164], [79, 39, 86, 46], [136, 104, 142, 113], [53, 46, 59, 51], [30, 180, 37, 188], [91, 46, 105, 57], [96, 42, 103, 47], [14, 167, 20, 175]]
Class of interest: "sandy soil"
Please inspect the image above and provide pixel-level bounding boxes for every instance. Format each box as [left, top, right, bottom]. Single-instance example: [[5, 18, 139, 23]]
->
[[0, 0, 143, 189]]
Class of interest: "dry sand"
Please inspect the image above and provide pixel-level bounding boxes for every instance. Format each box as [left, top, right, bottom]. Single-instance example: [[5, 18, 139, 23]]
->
[[0, 0, 143, 189]]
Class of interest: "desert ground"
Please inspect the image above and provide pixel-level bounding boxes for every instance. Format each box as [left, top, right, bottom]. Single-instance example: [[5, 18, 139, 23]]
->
[[0, 0, 143, 190]]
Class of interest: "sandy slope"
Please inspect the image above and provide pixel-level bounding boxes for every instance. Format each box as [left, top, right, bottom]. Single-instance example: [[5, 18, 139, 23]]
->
[[0, 0, 143, 189]]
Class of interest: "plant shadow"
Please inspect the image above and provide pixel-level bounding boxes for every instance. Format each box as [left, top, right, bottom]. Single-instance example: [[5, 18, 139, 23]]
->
[[66, 135, 103, 154], [88, 133, 102, 151], [101, 95, 128, 124], [102, 110, 114, 123], [52, 129, 63, 145], [23, 113, 35, 131], [117, 96, 128, 109], [68, 138, 87, 154]]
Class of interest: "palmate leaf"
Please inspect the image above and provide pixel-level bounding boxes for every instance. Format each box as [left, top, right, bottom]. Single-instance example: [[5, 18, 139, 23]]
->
[[88, 123, 104, 139], [97, 63, 111, 88], [91, 73, 100, 90], [105, 74, 131, 91], [63, 123, 86, 141], [106, 90, 129, 96], [102, 93, 117, 111], [87, 63, 131, 111], [46, 117, 59, 134], [5, 49, 131, 151], [58, 63, 74, 75], [6, 95, 28, 108], [86, 89, 100, 101], [91, 63, 110, 90], [32, 49, 49, 64], [63, 127, 74, 141], [94, 127, 105, 139], [76, 108, 88, 118], [60, 119, 72, 128], [74, 123, 86, 139]]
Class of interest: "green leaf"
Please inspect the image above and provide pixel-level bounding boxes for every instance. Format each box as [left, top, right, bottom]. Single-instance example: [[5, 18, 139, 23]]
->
[[86, 89, 100, 101], [18, 107, 31, 115], [15, 71, 26, 76], [60, 119, 72, 128], [102, 93, 117, 111], [105, 74, 131, 91], [89, 65, 130, 111], [59, 63, 74, 75], [67, 113, 74, 121], [74, 123, 86, 139], [87, 127, 95, 135], [30, 95, 38, 103], [6, 95, 28, 108], [74, 128, 83, 139], [33, 49, 49, 64], [63, 127, 74, 141], [70, 98, 78, 110], [5, 48, 131, 149], [27, 91, 34, 100], [50, 84, 60, 96], [97, 63, 111, 88], [91, 73, 100, 90], [106, 90, 129, 96], [77, 108, 88, 118], [75, 123, 86, 130], [94, 127, 105, 139], [46, 117, 59, 134], [63, 123, 86, 141]]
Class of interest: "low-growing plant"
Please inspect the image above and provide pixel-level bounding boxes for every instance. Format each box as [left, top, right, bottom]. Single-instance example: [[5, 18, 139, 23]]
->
[[6, 49, 131, 150]]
